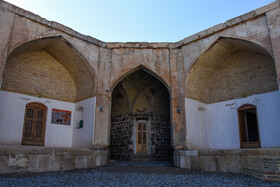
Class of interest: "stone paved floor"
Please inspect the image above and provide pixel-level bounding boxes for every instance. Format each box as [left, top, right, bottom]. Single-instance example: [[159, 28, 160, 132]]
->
[[0, 162, 279, 186]]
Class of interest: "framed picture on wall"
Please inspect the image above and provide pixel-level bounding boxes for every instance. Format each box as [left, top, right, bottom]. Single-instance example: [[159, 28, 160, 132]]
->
[[51, 109, 71, 125]]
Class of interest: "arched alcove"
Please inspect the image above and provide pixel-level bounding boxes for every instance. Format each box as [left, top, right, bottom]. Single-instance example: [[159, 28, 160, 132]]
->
[[75, 107, 85, 129], [1, 36, 94, 102], [110, 69, 172, 161], [186, 37, 278, 104], [185, 37, 280, 150]]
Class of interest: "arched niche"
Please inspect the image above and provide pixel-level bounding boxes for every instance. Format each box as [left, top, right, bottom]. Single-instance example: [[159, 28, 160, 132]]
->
[[75, 106, 85, 129], [110, 68, 172, 161], [1, 36, 94, 102], [186, 37, 279, 104]]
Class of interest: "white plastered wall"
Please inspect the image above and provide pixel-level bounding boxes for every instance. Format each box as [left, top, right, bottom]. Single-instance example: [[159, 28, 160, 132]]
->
[[72, 97, 96, 148], [185, 91, 280, 150], [185, 99, 209, 149], [0, 91, 96, 148]]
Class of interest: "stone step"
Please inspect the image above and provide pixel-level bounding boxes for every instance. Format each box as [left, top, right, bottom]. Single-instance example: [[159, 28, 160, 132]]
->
[[112, 161, 173, 167], [130, 154, 151, 161]]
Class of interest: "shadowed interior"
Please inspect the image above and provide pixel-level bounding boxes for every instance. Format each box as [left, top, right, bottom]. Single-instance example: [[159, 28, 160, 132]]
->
[[110, 69, 172, 161]]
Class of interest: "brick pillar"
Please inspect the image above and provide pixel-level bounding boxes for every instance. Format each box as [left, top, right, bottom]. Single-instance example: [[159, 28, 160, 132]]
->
[[170, 49, 187, 150], [92, 48, 112, 150], [92, 95, 111, 149]]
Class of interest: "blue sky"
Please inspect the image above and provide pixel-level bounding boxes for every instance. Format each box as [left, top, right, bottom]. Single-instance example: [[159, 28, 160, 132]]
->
[[5, 0, 276, 42]]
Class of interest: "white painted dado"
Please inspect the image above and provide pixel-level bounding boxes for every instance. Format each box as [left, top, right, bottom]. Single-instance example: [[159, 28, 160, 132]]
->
[[185, 99, 209, 149], [185, 91, 280, 150], [72, 97, 96, 148], [0, 91, 96, 148], [0, 91, 74, 147]]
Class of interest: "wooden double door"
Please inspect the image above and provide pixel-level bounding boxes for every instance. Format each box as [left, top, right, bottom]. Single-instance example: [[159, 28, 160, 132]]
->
[[136, 122, 148, 154], [22, 102, 47, 146]]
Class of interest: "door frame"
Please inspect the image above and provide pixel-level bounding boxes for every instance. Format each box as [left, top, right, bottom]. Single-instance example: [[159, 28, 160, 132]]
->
[[133, 119, 151, 155], [22, 102, 47, 146], [237, 104, 261, 148], [136, 121, 148, 154]]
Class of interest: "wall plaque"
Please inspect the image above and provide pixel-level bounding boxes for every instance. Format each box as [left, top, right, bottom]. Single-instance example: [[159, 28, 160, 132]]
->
[[51, 109, 71, 125]]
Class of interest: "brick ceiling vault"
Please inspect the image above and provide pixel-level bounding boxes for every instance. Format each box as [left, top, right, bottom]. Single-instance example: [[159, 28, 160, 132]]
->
[[186, 37, 279, 104], [1, 36, 94, 102]]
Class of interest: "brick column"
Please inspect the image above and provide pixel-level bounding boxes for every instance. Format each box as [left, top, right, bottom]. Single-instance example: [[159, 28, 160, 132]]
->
[[93, 95, 111, 149], [169, 49, 187, 150], [92, 48, 112, 150]]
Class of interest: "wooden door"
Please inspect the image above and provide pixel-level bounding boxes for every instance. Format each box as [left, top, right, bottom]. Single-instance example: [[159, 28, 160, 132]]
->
[[137, 123, 148, 154], [238, 104, 260, 148], [22, 102, 47, 146]]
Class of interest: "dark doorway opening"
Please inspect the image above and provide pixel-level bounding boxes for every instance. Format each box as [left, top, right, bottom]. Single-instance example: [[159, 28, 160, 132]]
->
[[238, 104, 260, 148], [110, 69, 172, 161]]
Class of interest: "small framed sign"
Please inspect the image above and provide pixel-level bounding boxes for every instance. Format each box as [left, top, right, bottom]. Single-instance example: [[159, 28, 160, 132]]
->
[[51, 109, 72, 125]]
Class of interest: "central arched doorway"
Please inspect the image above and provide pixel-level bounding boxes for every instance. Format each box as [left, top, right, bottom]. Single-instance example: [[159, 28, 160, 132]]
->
[[110, 68, 172, 161]]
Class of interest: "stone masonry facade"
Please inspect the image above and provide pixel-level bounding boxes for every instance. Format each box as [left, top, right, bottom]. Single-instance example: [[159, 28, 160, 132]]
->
[[0, 0, 280, 182], [110, 113, 133, 160], [151, 114, 172, 161], [110, 113, 172, 161]]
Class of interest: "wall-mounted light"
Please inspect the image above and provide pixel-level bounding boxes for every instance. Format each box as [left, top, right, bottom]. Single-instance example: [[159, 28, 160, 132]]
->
[[176, 106, 181, 113], [99, 106, 103, 112]]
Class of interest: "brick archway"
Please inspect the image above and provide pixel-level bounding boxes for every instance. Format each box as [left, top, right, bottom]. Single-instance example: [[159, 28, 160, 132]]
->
[[185, 37, 278, 104], [2, 36, 94, 102]]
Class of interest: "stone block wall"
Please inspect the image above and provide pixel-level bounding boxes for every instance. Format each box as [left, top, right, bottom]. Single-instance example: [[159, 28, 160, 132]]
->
[[262, 158, 280, 181], [110, 113, 133, 160], [110, 113, 172, 161], [174, 149, 280, 182], [151, 114, 172, 161], [0, 146, 108, 174]]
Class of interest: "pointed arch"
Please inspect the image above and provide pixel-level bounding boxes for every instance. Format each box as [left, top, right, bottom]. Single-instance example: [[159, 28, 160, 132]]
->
[[110, 65, 171, 96], [2, 36, 94, 102], [185, 36, 278, 104], [186, 36, 274, 77], [110, 66, 172, 161], [7, 35, 95, 79]]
